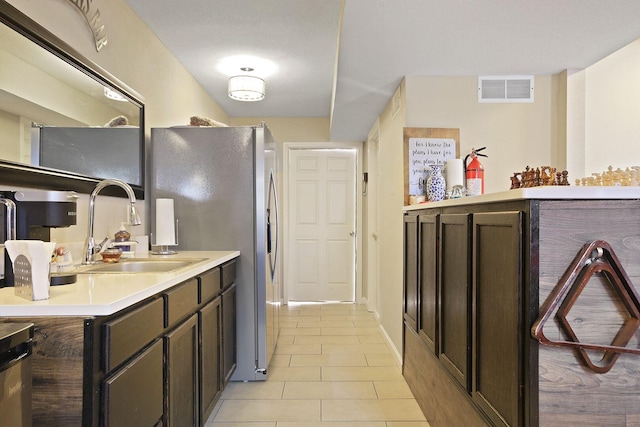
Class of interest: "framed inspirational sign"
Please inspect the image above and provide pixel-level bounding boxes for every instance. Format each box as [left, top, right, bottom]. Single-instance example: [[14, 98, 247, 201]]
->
[[403, 127, 459, 205]]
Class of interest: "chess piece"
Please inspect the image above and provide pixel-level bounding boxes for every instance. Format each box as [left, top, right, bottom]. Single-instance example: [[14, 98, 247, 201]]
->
[[510, 173, 521, 189]]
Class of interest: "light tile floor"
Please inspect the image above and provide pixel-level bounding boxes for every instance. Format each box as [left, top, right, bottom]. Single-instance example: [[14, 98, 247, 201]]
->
[[206, 302, 430, 427]]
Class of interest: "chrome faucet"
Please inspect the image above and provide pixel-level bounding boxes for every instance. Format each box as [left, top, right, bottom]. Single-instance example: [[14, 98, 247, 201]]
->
[[0, 198, 16, 242], [82, 179, 141, 264]]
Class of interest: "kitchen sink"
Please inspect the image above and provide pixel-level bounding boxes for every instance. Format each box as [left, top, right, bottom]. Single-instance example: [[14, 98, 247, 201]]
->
[[78, 258, 205, 274]]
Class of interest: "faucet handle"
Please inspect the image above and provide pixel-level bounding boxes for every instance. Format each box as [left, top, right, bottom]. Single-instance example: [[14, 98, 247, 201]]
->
[[97, 236, 110, 252]]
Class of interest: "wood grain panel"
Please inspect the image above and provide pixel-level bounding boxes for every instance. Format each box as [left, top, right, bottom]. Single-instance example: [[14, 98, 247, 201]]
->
[[536, 200, 640, 421], [403, 326, 488, 427], [1, 317, 85, 426], [538, 200, 640, 284], [539, 413, 626, 426]]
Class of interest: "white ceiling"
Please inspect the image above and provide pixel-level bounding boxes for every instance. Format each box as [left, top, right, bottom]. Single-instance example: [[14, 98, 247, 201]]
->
[[124, 0, 640, 141]]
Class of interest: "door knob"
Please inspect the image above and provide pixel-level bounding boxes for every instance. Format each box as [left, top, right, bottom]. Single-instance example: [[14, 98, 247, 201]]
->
[[349, 231, 356, 237]]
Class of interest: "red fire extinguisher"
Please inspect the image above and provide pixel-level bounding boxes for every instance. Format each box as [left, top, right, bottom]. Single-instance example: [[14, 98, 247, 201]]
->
[[464, 147, 487, 196]]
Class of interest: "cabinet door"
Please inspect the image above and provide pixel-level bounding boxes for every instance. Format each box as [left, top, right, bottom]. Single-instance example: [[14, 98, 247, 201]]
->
[[102, 339, 164, 427], [472, 211, 523, 427], [403, 214, 419, 331], [438, 213, 472, 391], [199, 296, 222, 425], [418, 214, 438, 353], [165, 314, 199, 427], [221, 283, 237, 386]]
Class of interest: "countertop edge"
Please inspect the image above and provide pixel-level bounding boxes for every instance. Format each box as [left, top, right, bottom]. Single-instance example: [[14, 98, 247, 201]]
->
[[0, 250, 240, 317], [403, 186, 640, 211]]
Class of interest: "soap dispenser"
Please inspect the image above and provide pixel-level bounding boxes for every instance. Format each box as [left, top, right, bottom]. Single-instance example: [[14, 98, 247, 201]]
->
[[114, 222, 131, 251]]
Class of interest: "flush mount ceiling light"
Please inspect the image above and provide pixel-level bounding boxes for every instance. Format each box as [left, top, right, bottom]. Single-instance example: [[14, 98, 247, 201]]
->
[[228, 68, 265, 102], [103, 87, 127, 102]]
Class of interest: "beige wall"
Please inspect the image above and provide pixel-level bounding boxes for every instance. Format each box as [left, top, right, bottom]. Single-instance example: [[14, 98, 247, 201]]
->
[[370, 42, 640, 357], [584, 39, 640, 177], [229, 117, 330, 143], [0, 109, 19, 162], [564, 69, 586, 179], [373, 79, 406, 354], [405, 75, 560, 194], [371, 74, 561, 356]]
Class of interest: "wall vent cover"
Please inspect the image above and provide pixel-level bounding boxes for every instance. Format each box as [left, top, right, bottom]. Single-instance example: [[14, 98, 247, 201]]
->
[[478, 75, 534, 103]]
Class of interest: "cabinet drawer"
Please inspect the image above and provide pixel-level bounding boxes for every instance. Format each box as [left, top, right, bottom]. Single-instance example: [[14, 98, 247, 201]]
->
[[104, 297, 164, 372], [221, 260, 237, 288], [199, 267, 221, 303], [164, 278, 199, 328], [102, 338, 164, 427]]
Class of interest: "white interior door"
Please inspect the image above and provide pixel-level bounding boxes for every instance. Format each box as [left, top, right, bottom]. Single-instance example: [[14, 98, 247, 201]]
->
[[288, 148, 357, 301]]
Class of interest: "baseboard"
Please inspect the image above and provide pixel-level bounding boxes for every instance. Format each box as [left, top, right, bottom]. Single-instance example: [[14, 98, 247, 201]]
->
[[378, 321, 402, 367]]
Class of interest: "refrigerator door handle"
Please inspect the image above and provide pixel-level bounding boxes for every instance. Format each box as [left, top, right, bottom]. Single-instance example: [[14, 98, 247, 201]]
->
[[266, 208, 272, 254], [269, 171, 279, 281]]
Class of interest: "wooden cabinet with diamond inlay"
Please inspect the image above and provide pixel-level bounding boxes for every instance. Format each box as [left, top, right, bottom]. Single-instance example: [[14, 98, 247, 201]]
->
[[403, 199, 640, 426]]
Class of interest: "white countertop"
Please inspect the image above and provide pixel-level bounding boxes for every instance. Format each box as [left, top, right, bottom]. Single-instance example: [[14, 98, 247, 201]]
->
[[0, 251, 239, 317], [403, 186, 640, 211]]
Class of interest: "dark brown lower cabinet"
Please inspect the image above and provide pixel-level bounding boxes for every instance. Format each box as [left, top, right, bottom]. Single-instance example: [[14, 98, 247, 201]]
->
[[0, 260, 238, 427], [403, 206, 524, 426], [438, 213, 472, 391], [405, 200, 640, 425], [222, 283, 237, 386], [102, 339, 164, 427], [472, 211, 523, 427], [199, 296, 222, 423], [165, 313, 199, 427]]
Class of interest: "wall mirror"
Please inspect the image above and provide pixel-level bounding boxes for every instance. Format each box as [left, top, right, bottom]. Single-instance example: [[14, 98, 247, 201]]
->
[[0, 1, 144, 197]]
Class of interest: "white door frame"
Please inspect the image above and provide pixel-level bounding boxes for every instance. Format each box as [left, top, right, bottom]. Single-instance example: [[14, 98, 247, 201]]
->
[[283, 141, 363, 305], [366, 121, 381, 317]]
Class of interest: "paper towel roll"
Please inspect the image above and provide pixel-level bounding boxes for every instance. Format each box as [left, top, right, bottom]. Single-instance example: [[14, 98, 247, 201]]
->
[[156, 198, 176, 245], [446, 159, 465, 191]]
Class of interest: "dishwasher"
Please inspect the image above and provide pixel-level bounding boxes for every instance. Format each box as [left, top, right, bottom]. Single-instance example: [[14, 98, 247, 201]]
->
[[0, 323, 34, 427]]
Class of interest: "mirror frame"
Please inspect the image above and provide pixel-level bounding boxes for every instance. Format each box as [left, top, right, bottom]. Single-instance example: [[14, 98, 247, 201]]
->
[[0, 1, 145, 198]]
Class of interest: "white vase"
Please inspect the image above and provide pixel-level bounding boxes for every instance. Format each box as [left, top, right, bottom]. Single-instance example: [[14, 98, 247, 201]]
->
[[427, 165, 446, 202]]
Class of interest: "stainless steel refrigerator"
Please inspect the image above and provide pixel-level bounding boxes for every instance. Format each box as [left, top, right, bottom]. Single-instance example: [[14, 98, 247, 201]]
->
[[150, 124, 280, 381]]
